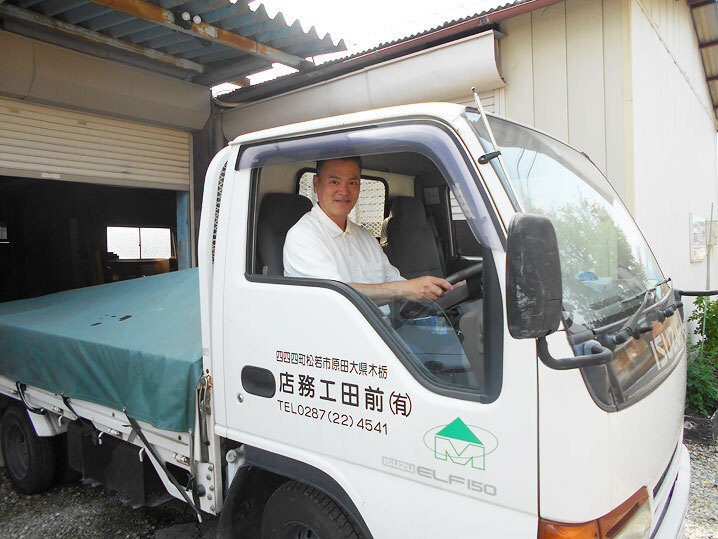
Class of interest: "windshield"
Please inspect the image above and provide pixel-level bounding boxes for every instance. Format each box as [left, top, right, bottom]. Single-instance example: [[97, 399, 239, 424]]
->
[[467, 112, 666, 329], [466, 112, 686, 410]]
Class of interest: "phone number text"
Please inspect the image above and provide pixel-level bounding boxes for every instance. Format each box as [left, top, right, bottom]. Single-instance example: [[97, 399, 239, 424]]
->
[[277, 399, 388, 435]]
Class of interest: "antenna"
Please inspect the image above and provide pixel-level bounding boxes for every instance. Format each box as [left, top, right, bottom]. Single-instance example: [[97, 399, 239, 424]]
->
[[472, 87, 501, 155]]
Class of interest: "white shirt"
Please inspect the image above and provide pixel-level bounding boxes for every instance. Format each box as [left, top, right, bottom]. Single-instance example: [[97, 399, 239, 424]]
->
[[283, 204, 404, 284]]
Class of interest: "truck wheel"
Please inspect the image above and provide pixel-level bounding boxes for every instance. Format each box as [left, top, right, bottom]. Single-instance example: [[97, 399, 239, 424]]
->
[[261, 481, 362, 539], [1, 405, 57, 494]]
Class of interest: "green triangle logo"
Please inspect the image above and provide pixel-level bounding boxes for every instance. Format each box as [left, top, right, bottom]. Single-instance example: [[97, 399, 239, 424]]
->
[[436, 418, 482, 444]]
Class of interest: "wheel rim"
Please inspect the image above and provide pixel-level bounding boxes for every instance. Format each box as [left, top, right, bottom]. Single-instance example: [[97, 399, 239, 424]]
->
[[5, 421, 30, 480], [281, 521, 320, 539]]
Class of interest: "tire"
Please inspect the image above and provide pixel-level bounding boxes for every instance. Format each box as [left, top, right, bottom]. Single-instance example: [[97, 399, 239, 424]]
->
[[1, 405, 57, 494], [261, 481, 362, 539]]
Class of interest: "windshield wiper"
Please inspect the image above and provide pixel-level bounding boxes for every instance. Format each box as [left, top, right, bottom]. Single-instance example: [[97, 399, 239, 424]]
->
[[620, 277, 671, 304], [601, 278, 674, 348]]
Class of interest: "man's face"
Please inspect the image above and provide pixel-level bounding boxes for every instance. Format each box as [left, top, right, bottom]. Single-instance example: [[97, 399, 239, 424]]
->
[[313, 159, 361, 229]]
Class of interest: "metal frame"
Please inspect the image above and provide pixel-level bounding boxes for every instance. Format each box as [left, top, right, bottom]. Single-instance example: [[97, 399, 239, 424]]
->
[[86, 0, 310, 68], [0, 3, 204, 73]]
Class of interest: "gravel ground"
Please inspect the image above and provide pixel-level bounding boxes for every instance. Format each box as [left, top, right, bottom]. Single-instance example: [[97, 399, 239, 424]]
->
[[684, 441, 718, 539], [0, 441, 716, 538]]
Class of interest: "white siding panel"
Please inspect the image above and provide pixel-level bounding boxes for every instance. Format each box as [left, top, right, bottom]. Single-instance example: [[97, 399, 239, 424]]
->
[[603, 0, 627, 198], [500, 1, 628, 199], [566, 0, 607, 172], [531, 2, 569, 142], [501, 13, 535, 126], [0, 96, 191, 190], [630, 1, 718, 292], [635, 0, 713, 119]]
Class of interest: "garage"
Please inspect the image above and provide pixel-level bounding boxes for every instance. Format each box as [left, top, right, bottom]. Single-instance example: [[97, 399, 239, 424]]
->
[[0, 95, 192, 300], [0, 0, 344, 300]]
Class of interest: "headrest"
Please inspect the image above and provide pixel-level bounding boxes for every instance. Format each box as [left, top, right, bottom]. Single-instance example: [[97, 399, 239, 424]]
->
[[258, 193, 312, 231], [387, 196, 427, 229]]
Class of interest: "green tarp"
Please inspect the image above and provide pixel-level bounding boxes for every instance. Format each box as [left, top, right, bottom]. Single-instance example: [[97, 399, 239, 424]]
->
[[0, 269, 202, 432]]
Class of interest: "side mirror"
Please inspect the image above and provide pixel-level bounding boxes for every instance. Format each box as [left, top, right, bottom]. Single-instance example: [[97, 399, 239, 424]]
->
[[506, 213, 563, 339]]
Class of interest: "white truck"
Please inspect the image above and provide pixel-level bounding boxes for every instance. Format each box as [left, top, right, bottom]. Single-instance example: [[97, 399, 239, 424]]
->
[[0, 102, 695, 538]]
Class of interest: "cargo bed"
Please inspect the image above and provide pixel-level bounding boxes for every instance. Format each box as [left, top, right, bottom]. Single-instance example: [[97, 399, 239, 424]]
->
[[0, 269, 202, 432]]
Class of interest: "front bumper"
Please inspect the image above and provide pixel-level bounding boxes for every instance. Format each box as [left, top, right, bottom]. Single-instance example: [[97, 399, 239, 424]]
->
[[652, 444, 691, 538]]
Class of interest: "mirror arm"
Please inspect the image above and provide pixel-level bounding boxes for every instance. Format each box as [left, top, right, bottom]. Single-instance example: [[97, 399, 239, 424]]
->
[[677, 289, 718, 297], [536, 337, 613, 370]]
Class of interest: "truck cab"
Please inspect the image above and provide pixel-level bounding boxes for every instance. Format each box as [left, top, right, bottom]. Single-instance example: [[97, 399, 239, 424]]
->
[[201, 103, 689, 537]]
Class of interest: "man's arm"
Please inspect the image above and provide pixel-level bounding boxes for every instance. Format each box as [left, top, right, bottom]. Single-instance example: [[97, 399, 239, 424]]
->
[[349, 275, 453, 302]]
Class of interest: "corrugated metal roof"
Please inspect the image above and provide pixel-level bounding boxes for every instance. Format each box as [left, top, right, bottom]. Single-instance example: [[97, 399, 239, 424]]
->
[[689, 0, 718, 116], [218, 0, 556, 103], [319, 0, 524, 65], [0, 0, 346, 87]]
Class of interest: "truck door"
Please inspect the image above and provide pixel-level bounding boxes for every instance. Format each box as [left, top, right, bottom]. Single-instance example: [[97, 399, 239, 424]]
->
[[215, 121, 539, 537]]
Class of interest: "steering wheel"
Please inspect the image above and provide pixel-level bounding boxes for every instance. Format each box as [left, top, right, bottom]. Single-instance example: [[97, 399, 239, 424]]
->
[[399, 262, 483, 319], [436, 262, 483, 310], [445, 262, 483, 285]]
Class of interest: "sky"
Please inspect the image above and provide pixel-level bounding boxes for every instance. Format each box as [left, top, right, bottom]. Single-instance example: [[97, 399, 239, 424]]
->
[[213, 0, 503, 94], [249, 0, 502, 52]]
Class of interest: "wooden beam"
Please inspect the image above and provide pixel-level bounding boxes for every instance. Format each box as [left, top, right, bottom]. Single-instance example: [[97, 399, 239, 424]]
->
[[192, 57, 271, 87], [0, 3, 204, 73], [89, 0, 312, 69]]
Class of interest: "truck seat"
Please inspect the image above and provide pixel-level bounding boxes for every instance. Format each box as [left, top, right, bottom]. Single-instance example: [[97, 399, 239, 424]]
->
[[257, 193, 312, 275], [380, 196, 444, 279]]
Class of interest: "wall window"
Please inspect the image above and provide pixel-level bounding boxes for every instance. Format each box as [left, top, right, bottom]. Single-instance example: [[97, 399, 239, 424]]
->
[[107, 226, 171, 260], [297, 171, 387, 237]]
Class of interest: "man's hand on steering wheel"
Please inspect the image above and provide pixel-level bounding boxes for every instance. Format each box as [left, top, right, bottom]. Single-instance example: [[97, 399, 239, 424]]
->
[[398, 276, 453, 301]]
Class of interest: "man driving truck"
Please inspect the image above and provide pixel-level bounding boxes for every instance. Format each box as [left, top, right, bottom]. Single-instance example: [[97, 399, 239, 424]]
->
[[283, 157, 453, 300]]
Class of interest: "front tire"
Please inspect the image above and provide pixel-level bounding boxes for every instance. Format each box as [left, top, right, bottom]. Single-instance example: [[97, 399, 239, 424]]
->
[[261, 481, 362, 539], [1, 405, 57, 494]]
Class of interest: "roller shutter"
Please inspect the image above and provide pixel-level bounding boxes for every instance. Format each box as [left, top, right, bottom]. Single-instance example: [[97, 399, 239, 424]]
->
[[0, 96, 191, 190]]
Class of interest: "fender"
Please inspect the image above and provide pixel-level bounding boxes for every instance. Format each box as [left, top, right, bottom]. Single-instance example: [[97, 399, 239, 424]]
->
[[220, 445, 373, 538], [28, 410, 66, 437]]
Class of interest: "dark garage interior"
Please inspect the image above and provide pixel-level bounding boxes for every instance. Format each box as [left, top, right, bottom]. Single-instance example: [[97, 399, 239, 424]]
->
[[0, 177, 179, 302]]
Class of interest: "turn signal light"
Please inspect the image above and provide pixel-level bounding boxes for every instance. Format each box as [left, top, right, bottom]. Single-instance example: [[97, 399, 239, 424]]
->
[[539, 487, 651, 539], [538, 521, 599, 538]]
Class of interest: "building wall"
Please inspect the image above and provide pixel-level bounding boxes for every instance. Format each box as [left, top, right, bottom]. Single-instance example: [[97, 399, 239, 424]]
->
[[629, 0, 718, 291], [499, 0, 718, 292], [0, 31, 209, 131], [499, 0, 625, 196]]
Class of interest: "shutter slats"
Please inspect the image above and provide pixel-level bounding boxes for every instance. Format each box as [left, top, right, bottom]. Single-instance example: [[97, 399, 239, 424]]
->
[[1, 98, 188, 141], [0, 160, 187, 187], [0, 96, 190, 190], [0, 135, 189, 170], [0, 113, 188, 152], [0, 151, 187, 180], [0, 123, 189, 158]]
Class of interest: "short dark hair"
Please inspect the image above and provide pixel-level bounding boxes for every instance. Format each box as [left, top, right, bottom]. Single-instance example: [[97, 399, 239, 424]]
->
[[316, 156, 362, 177]]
